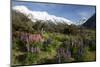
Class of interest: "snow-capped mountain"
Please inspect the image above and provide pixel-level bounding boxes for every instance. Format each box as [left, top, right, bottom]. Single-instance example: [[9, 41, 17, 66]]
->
[[12, 5, 73, 25]]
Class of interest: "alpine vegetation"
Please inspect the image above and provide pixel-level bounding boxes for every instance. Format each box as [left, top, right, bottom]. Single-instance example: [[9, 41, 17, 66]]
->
[[12, 1, 96, 66]]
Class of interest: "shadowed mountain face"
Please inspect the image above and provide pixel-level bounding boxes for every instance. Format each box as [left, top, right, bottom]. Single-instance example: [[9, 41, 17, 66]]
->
[[83, 13, 96, 29]]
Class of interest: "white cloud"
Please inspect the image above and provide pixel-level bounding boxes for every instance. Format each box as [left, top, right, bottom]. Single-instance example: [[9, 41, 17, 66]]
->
[[78, 11, 90, 20]]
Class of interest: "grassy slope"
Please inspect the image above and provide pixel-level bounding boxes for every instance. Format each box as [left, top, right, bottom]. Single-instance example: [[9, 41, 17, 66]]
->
[[12, 29, 96, 65]]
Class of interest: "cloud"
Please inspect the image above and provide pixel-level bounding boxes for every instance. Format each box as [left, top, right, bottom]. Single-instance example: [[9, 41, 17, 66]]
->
[[78, 11, 89, 19]]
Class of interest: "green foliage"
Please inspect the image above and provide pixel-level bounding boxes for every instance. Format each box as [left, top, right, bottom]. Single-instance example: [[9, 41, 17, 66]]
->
[[12, 10, 34, 33], [12, 10, 96, 65], [25, 53, 40, 64], [63, 25, 79, 35], [79, 47, 96, 61], [12, 30, 96, 65]]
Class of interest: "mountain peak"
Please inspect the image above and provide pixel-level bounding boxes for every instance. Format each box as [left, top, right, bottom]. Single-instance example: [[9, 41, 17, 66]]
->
[[12, 5, 73, 25]]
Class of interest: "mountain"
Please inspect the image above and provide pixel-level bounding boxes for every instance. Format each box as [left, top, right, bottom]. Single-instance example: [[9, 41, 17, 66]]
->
[[12, 10, 35, 33], [12, 10, 70, 33], [83, 13, 96, 29], [12, 6, 73, 25]]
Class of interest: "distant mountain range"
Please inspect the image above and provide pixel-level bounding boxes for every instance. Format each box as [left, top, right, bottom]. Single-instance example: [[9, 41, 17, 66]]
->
[[83, 13, 96, 29], [12, 6, 73, 25], [12, 5, 96, 29]]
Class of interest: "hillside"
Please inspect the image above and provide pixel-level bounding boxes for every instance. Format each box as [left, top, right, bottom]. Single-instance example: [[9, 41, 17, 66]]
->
[[12, 10, 71, 33], [12, 9, 96, 66], [83, 13, 96, 29]]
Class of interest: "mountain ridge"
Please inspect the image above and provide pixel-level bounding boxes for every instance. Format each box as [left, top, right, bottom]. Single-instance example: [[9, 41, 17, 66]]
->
[[83, 13, 96, 29], [12, 5, 73, 25]]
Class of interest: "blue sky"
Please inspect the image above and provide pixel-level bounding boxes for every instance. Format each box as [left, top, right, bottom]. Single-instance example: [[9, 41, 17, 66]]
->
[[12, 1, 96, 23]]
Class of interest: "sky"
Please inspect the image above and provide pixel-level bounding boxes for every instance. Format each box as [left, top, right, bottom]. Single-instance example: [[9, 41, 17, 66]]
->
[[12, 1, 96, 24]]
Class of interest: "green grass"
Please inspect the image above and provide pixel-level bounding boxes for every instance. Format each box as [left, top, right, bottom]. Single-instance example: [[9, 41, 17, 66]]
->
[[12, 29, 96, 65]]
